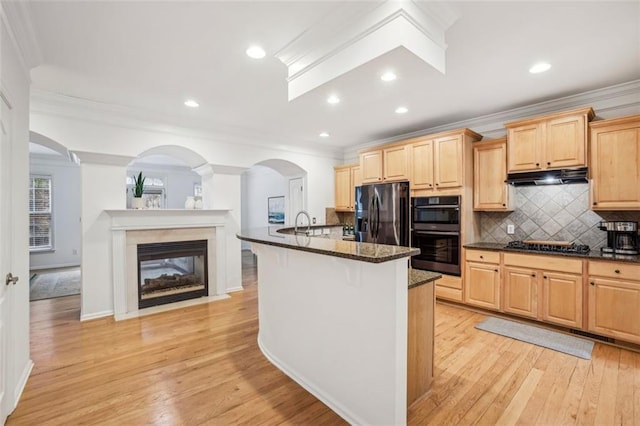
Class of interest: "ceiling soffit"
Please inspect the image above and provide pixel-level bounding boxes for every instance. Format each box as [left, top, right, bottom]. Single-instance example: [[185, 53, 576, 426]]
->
[[275, 0, 459, 101]]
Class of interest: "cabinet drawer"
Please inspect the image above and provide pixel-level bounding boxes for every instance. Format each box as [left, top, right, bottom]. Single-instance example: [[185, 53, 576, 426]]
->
[[437, 274, 462, 290], [503, 253, 582, 274], [465, 249, 500, 263], [589, 261, 640, 282]]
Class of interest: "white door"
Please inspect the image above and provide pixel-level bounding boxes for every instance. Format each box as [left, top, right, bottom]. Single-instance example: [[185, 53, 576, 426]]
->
[[0, 91, 14, 423], [289, 177, 304, 226]]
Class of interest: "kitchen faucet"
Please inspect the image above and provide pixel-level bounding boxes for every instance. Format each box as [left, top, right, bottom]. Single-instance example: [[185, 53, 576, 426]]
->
[[294, 210, 311, 235]]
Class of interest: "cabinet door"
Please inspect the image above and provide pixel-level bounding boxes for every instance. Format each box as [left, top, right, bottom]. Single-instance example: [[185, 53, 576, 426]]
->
[[588, 277, 640, 344], [383, 145, 409, 181], [360, 150, 383, 184], [503, 266, 538, 319], [464, 261, 500, 310], [410, 139, 434, 190], [434, 135, 463, 188], [334, 166, 353, 211], [351, 165, 362, 188], [591, 126, 640, 210], [545, 114, 586, 169], [507, 123, 543, 172], [542, 271, 582, 329], [473, 139, 509, 210]]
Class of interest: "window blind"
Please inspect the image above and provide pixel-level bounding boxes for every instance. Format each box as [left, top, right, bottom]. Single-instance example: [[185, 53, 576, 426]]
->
[[29, 176, 52, 249]]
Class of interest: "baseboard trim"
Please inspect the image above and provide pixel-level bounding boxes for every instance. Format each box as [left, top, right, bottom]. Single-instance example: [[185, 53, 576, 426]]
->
[[11, 359, 33, 413], [225, 286, 244, 293], [80, 310, 113, 322], [29, 262, 80, 271]]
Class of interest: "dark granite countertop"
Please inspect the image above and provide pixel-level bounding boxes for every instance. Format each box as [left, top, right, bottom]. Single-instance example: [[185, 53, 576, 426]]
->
[[408, 269, 441, 289], [464, 242, 640, 264], [237, 227, 420, 264]]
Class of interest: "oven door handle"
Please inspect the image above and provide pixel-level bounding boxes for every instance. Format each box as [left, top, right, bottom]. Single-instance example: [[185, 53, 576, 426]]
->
[[413, 230, 460, 236], [413, 205, 459, 210]]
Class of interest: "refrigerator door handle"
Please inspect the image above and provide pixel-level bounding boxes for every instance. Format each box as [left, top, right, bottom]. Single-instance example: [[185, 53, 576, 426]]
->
[[375, 194, 381, 239]]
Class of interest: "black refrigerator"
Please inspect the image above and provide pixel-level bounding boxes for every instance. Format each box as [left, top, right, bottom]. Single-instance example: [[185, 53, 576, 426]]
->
[[354, 181, 410, 246]]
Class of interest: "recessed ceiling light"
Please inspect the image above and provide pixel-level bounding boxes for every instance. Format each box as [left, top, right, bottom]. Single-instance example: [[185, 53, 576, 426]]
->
[[327, 95, 340, 104], [184, 100, 199, 108], [319, 132, 330, 138], [381, 72, 397, 82], [529, 62, 551, 74], [246, 45, 266, 59], [395, 106, 408, 114]]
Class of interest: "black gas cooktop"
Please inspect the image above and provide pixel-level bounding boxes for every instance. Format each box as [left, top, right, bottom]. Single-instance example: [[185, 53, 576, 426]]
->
[[505, 240, 590, 254]]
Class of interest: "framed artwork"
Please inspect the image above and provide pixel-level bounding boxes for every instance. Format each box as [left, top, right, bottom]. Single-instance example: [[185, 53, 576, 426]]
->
[[268, 196, 285, 224]]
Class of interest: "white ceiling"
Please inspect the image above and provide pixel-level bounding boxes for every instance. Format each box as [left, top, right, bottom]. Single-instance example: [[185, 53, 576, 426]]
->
[[26, 1, 640, 152]]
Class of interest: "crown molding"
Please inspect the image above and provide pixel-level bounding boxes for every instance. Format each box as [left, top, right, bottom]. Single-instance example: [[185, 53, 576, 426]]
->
[[275, 0, 458, 100], [1, 1, 43, 72], [30, 89, 345, 161], [344, 79, 640, 160]]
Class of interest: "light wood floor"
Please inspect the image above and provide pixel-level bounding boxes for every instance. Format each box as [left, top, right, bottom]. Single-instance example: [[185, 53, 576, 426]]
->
[[8, 252, 640, 425]]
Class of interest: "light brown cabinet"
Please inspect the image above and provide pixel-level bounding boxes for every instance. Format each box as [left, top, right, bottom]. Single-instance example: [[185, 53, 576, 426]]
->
[[334, 164, 361, 212], [360, 145, 409, 184], [590, 114, 640, 210], [588, 261, 640, 344], [505, 107, 594, 173], [407, 281, 435, 407], [502, 253, 583, 329], [409, 129, 482, 193], [464, 250, 500, 310], [473, 138, 513, 211]]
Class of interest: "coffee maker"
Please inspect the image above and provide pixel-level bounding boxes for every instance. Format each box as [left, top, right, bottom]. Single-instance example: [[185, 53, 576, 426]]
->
[[598, 221, 639, 255]]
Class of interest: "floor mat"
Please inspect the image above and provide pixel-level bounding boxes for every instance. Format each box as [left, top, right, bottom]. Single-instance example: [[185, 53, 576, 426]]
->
[[29, 268, 81, 301], [475, 316, 594, 359]]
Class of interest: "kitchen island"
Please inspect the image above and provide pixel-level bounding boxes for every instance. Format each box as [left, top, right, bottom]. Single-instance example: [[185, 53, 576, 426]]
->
[[236, 227, 438, 425]]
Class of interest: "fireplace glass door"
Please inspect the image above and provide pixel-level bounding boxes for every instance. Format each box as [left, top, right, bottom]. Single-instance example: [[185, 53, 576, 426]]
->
[[137, 240, 208, 308]]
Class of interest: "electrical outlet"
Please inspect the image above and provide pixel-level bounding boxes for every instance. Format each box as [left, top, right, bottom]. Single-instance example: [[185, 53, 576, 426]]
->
[[507, 224, 515, 235], [312, 217, 317, 224], [72, 249, 78, 255]]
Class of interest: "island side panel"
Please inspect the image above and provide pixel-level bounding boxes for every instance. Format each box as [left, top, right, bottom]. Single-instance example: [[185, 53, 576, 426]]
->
[[407, 281, 435, 407], [251, 242, 409, 426]]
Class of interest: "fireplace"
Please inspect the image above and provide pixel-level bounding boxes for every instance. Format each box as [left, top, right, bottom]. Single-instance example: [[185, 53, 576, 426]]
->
[[137, 240, 208, 308]]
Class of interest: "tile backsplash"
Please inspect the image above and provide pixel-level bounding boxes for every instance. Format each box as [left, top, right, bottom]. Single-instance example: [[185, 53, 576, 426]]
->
[[478, 183, 640, 250]]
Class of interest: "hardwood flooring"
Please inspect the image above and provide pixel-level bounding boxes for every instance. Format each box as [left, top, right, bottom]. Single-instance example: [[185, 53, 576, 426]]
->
[[8, 251, 640, 425]]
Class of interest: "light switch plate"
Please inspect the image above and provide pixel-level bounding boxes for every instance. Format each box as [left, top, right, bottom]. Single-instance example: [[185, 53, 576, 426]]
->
[[507, 224, 515, 235]]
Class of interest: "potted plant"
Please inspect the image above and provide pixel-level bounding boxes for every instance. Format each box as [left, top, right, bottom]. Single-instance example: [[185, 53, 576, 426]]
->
[[131, 171, 146, 209]]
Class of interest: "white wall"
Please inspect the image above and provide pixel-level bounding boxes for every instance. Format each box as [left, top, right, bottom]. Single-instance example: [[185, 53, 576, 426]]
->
[[29, 153, 81, 269]]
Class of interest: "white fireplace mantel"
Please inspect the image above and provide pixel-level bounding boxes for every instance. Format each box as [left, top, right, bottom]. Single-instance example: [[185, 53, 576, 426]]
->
[[106, 209, 232, 320]]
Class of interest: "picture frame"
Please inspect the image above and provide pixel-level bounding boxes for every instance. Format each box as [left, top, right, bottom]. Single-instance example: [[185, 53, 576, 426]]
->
[[268, 196, 285, 224]]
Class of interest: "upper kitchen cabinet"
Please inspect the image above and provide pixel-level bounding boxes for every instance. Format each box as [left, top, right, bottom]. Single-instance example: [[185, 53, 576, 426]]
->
[[334, 164, 361, 212], [590, 114, 640, 210], [505, 107, 595, 173], [360, 145, 409, 184], [410, 128, 482, 194], [473, 138, 513, 211]]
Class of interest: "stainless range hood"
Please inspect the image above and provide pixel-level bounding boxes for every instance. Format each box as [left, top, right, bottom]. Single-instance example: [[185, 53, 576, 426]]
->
[[506, 167, 588, 186]]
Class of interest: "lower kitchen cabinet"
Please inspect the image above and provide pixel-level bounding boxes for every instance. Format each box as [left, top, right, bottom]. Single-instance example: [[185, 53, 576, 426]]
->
[[588, 261, 640, 344], [501, 253, 583, 328], [541, 271, 582, 329], [464, 250, 500, 310], [502, 266, 538, 319]]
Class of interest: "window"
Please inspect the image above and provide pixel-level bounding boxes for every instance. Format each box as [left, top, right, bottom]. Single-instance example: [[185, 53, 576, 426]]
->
[[126, 174, 166, 209], [29, 175, 52, 250]]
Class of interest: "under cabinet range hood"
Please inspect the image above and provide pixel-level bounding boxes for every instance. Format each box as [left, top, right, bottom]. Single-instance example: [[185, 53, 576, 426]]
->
[[506, 167, 588, 186]]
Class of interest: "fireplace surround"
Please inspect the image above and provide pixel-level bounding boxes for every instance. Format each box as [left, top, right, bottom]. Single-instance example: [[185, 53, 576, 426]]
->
[[107, 209, 231, 320]]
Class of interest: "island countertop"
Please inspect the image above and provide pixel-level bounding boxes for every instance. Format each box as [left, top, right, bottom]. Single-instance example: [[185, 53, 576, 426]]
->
[[237, 227, 420, 264]]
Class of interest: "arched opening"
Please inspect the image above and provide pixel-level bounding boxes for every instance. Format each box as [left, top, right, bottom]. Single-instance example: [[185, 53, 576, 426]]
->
[[241, 159, 308, 237], [126, 145, 212, 209], [28, 131, 82, 303]]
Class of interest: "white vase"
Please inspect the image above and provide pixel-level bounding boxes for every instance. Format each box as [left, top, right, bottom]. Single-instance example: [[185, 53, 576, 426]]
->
[[194, 197, 203, 209], [131, 197, 145, 209], [185, 196, 195, 209]]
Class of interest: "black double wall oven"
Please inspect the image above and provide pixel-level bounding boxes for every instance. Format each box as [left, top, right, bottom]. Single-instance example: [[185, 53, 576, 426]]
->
[[411, 196, 461, 276]]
